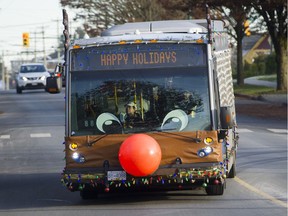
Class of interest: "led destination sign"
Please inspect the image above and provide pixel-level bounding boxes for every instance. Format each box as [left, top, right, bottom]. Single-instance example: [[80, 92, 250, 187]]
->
[[100, 51, 177, 66], [71, 44, 207, 71]]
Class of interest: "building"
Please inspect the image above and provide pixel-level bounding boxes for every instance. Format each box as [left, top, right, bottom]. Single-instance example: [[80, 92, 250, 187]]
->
[[242, 34, 272, 64]]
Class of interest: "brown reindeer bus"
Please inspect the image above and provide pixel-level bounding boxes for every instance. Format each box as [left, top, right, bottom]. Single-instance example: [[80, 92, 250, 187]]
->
[[47, 13, 238, 199]]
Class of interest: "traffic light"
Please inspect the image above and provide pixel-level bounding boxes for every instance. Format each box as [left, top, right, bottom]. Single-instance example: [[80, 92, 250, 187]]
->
[[22, 32, 30, 47], [244, 20, 251, 36]]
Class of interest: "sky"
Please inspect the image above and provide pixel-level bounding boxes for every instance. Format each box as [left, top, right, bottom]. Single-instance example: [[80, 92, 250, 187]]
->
[[0, 0, 78, 69]]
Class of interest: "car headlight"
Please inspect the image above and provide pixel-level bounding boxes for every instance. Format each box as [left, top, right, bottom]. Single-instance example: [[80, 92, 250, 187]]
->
[[20, 76, 28, 81], [40, 76, 46, 81]]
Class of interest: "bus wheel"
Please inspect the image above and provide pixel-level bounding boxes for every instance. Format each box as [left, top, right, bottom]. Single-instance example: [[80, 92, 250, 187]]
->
[[205, 183, 224, 195], [228, 163, 236, 178], [227, 152, 236, 178], [80, 188, 98, 200]]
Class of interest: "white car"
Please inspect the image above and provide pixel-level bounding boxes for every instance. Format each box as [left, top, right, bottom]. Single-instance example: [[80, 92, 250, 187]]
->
[[16, 63, 51, 94]]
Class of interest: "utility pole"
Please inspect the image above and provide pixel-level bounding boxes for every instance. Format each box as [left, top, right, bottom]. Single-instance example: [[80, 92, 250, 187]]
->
[[1, 50, 4, 90], [31, 29, 47, 63], [5, 66, 9, 90], [42, 26, 47, 66], [52, 19, 61, 63], [34, 32, 37, 62], [57, 19, 60, 63]]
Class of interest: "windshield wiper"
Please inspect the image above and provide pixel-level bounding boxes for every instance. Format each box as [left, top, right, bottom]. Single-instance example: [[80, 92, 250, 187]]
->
[[156, 130, 202, 143], [87, 134, 108, 147], [154, 128, 178, 132]]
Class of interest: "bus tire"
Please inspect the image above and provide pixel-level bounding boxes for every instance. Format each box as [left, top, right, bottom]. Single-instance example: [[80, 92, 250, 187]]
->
[[228, 163, 236, 178], [227, 152, 236, 178], [80, 188, 98, 200], [205, 183, 224, 195]]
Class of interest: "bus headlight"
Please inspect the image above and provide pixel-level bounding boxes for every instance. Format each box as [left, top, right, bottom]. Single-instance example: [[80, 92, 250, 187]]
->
[[72, 152, 85, 163], [72, 152, 79, 160], [197, 146, 213, 158]]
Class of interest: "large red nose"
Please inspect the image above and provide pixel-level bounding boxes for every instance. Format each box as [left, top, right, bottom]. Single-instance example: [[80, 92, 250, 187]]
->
[[118, 134, 162, 177]]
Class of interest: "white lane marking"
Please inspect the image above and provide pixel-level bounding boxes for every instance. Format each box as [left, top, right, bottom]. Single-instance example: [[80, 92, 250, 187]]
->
[[267, 129, 288, 134], [234, 177, 287, 208], [237, 128, 253, 133], [30, 133, 51, 138], [0, 135, 10, 139], [36, 198, 72, 204]]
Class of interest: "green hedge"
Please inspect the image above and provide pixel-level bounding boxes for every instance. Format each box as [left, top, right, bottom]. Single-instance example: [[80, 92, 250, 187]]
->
[[244, 53, 276, 78]]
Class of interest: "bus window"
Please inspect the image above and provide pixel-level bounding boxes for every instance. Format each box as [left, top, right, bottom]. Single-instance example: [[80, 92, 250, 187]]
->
[[70, 67, 210, 135]]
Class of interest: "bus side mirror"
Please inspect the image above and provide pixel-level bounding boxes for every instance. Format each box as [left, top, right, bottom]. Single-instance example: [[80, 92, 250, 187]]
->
[[220, 106, 234, 129], [55, 64, 64, 75], [46, 76, 62, 94], [46, 64, 64, 94]]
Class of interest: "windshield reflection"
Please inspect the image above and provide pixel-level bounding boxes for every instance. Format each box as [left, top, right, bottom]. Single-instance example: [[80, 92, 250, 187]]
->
[[70, 67, 210, 135]]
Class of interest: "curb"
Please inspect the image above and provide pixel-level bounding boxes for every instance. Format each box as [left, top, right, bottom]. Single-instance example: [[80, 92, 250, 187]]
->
[[235, 93, 287, 107]]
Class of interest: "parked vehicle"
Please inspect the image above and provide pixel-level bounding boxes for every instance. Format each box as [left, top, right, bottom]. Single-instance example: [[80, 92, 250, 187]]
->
[[16, 63, 50, 94]]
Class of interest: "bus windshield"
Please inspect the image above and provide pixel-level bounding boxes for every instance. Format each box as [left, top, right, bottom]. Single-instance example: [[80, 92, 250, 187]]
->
[[70, 44, 211, 135]]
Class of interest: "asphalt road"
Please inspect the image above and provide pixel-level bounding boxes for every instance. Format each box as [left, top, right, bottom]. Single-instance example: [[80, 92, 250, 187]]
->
[[0, 89, 287, 216]]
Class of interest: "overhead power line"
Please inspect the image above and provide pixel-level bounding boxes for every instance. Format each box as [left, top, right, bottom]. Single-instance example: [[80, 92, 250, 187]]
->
[[0, 21, 53, 29]]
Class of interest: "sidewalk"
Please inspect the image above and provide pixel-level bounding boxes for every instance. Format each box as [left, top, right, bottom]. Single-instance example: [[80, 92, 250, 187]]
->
[[235, 96, 287, 120], [235, 93, 287, 106], [258, 94, 287, 106], [245, 75, 276, 88], [239, 76, 287, 106], [235, 76, 287, 120]]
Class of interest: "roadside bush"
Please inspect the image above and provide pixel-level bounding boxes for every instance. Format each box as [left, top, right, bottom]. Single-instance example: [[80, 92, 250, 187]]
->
[[264, 53, 277, 75], [243, 53, 276, 77]]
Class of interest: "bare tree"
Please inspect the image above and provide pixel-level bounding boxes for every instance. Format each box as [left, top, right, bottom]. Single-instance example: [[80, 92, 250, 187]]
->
[[124, 0, 166, 22], [200, 0, 287, 90], [61, 0, 126, 36], [164, 0, 252, 85], [251, 0, 287, 91], [61, 0, 286, 90], [212, 4, 253, 85], [157, 0, 191, 19], [60, 0, 178, 37]]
